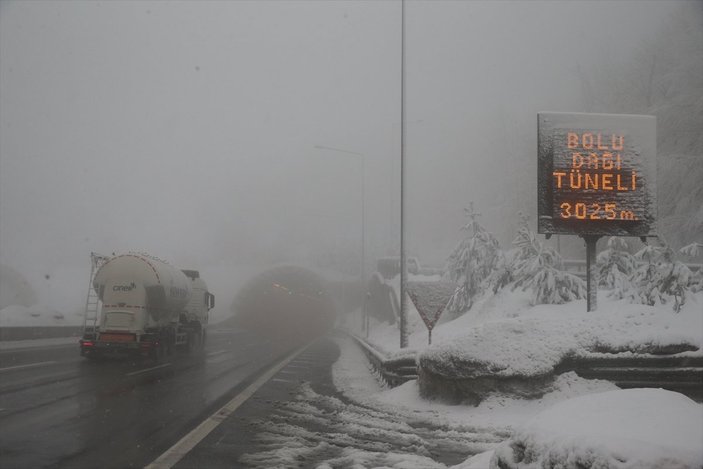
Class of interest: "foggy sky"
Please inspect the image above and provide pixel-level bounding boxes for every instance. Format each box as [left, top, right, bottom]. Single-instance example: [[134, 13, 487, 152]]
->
[[0, 1, 684, 313]]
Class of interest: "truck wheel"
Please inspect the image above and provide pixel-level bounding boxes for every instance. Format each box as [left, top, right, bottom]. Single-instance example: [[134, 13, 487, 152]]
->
[[151, 342, 165, 363], [184, 332, 194, 355], [83, 352, 102, 362]]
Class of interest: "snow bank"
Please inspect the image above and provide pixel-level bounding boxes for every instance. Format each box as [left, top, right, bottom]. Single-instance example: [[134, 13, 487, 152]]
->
[[0, 336, 79, 350], [375, 371, 617, 430], [0, 304, 83, 327], [492, 388, 703, 468], [420, 291, 703, 379], [332, 340, 702, 469]]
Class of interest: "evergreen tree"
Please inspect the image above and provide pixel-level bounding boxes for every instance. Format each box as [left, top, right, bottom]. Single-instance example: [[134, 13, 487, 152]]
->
[[597, 237, 637, 298], [680, 243, 703, 292], [629, 239, 691, 312], [446, 203, 502, 314], [510, 214, 585, 305]]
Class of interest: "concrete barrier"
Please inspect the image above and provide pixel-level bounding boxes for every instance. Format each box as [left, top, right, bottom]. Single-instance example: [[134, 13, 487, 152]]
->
[[418, 353, 703, 405], [0, 326, 83, 341], [350, 334, 417, 387]]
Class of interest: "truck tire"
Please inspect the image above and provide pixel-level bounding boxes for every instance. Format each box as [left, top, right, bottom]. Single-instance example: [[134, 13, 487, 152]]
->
[[151, 342, 165, 363]]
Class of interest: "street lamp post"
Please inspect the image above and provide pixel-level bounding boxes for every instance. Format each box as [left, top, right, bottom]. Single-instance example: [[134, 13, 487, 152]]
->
[[313, 145, 366, 313], [399, 0, 408, 349]]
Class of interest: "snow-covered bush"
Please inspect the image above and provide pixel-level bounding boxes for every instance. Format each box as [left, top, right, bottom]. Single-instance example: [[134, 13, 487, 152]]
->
[[510, 215, 585, 305], [680, 242, 703, 292], [446, 203, 502, 314], [628, 240, 691, 312], [596, 237, 636, 297]]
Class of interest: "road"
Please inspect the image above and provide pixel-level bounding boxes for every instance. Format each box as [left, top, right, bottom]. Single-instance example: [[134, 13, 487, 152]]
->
[[169, 337, 502, 468], [0, 327, 293, 469], [1, 332, 504, 469]]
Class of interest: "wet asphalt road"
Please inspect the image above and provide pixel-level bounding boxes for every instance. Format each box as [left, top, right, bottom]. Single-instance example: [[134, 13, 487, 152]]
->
[[175, 337, 503, 469], [0, 328, 292, 469]]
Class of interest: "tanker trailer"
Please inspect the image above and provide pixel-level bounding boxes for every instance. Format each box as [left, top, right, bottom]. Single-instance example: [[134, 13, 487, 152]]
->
[[79, 253, 214, 360]]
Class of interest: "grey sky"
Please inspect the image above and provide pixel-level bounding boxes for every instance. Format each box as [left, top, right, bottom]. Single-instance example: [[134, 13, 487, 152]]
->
[[0, 0, 683, 313]]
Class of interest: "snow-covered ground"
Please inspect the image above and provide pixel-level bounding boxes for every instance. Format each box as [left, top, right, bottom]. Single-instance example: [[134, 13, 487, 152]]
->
[[0, 336, 79, 350], [332, 335, 703, 468], [0, 304, 83, 327], [491, 388, 703, 468], [341, 275, 703, 467], [360, 284, 702, 373]]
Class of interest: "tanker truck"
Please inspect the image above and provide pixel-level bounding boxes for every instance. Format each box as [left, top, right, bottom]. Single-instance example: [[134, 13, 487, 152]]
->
[[79, 253, 215, 360]]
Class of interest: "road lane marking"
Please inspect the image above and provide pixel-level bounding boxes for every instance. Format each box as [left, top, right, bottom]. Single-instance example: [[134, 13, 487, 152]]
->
[[0, 361, 57, 373], [125, 363, 172, 376], [272, 378, 295, 383], [206, 350, 228, 357], [145, 343, 311, 469]]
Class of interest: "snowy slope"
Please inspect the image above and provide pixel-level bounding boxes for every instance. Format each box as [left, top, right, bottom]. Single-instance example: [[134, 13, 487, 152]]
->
[[420, 290, 702, 379], [491, 388, 703, 468], [0, 304, 83, 327]]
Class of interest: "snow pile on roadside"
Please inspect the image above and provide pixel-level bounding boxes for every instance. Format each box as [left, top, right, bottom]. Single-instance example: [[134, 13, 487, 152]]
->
[[420, 291, 702, 378], [0, 336, 79, 350], [375, 371, 617, 430], [331, 336, 621, 467], [492, 388, 703, 469], [332, 336, 702, 469], [0, 304, 83, 327]]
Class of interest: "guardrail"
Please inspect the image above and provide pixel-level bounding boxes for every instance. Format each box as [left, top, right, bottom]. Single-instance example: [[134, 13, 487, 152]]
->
[[0, 326, 83, 341], [350, 333, 417, 387], [562, 259, 702, 281], [556, 354, 703, 402]]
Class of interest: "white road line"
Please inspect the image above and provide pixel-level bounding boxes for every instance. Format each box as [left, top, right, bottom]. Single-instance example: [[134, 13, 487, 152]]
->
[[125, 363, 172, 377], [0, 361, 57, 373], [206, 350, 228, 357], [145, 343, 310, 469], [271, 378, 295, 383]]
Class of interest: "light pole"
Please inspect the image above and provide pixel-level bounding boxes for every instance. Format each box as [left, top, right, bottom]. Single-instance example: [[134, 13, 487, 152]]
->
[[313, 145, 366, 300], [399, 0, 408, 348]]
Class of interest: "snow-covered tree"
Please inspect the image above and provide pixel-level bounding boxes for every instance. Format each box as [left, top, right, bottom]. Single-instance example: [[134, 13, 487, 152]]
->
[[679, 242, 703, 292], [580, 3, 703, 250], [510, 214, 585, 305], [628, 239, 691, 312], [597, 237, 637, 297], [446, 203, 502, 314]]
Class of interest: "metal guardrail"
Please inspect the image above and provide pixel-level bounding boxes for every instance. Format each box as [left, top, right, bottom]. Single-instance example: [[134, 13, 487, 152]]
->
[[0, 326, 84, 341], [350, 333, 417, 387], [556, 355, 703, 402], [562, 259, 702, 280], [351, 328, 702, 401]]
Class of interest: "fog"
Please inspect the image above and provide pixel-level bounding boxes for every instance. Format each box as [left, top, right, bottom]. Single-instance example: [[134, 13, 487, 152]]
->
[[0, 1, 693, 318]]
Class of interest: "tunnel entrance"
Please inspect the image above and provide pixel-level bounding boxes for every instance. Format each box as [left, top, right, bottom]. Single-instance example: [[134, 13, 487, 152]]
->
[[227, 266, 337, 347]]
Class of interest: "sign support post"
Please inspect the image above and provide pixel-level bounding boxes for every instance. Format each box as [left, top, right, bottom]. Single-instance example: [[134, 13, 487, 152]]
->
[[582, 234, 600, 312], [538, 112, 657, 313]]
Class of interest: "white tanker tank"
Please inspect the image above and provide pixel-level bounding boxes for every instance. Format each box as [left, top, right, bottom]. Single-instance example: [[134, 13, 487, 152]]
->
[[81, 253, 214, 360]]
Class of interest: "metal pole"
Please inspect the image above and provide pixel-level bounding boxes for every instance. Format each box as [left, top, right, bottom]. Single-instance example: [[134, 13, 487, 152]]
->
[[361, 156, 365, 297], [399, 0, 408, 348], [583, 235, 600, 311]]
